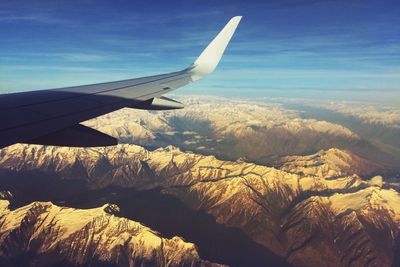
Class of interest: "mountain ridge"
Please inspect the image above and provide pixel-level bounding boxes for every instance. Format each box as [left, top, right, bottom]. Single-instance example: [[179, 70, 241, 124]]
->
[[0, 144, 398, 267], [0, 192, 223, 267]]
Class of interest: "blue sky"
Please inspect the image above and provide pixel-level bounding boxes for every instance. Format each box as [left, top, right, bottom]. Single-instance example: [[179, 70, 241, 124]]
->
[[0, 0, 399, 104]]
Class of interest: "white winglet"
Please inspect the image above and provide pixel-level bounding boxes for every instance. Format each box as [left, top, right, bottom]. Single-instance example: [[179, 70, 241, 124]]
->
[[188, 16, 242, 81]]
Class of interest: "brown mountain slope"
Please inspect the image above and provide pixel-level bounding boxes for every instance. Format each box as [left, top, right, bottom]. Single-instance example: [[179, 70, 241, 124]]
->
[[274, 148, 385, 179], [0, 193, 222, 267], [83, 96, 363, 165], [0, 144, 399, 267]]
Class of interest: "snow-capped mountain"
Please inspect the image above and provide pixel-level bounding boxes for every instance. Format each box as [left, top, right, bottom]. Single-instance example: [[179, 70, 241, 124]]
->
[[0, 144, 398, 267], [83, 96, 368, 165], [0, 192, 222, 267]]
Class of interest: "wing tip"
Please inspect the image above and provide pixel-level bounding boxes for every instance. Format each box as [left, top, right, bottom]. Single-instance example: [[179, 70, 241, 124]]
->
[[188, 16, 242, 81], [231, 16, 243, 23]]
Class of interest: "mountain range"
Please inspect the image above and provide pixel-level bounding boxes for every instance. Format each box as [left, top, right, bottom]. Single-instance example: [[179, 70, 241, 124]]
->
[[0, 143, 398, 267], [0, 96, 399, 267]]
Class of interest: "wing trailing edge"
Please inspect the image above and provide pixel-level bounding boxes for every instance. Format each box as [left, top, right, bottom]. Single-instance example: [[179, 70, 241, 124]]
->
[[25, 124, 118, 147], [132, 96, 184, 110]]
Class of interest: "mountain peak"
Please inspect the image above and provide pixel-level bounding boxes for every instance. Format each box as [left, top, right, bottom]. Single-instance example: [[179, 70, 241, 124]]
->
[[0, 199, 223, 266]]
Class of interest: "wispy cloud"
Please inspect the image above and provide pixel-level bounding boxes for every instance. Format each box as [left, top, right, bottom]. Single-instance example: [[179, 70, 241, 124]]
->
[[0, 12, 69, 25], [0, 51, 157, 63], [216, 68, 400, 80], [0, 65, 99, 72], [256, 0, 339, 10]]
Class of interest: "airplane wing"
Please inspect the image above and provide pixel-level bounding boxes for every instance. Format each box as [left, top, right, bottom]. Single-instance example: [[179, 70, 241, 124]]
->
[[0, 16, 242, 149]]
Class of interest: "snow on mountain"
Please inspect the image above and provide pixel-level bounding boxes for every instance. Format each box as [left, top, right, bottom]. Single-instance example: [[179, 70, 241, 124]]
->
[[305, 101, 400, 129], [0, 144, 399, 267], [0, 192, 222, 267], [82, 96, 361, 164], [275, 148, 384, 179]]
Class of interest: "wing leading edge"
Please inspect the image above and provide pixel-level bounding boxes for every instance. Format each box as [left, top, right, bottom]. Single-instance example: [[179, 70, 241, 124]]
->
[[0, 16, 242, 148]]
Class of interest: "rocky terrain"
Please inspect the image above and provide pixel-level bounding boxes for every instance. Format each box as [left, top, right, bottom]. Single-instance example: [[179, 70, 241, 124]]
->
[[282, 99, 400, 168], [0, 144, 399, 267], [274, 148, 385, 179], [0, 191, 221, 267], [83, 96, 364, 165], [0, 96, 399, 267], [305, 101, 400, 129]]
